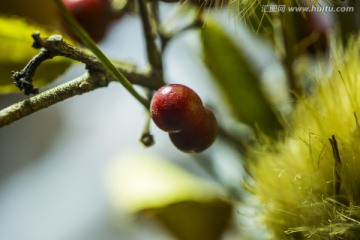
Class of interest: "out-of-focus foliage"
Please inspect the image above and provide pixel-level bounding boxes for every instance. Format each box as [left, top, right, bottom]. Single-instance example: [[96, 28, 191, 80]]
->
[[201, 21, 282, 137], [106, 153, 232, 240], [0, 0, 59, 27], [0, 16, 73, 93], [155, 200, 232, 240]]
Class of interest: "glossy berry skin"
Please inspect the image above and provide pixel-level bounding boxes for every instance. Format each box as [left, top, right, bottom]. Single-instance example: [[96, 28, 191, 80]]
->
[[150, 84, 204, 133], [61, 0, 112, 42], [169, 107, 217, 153]]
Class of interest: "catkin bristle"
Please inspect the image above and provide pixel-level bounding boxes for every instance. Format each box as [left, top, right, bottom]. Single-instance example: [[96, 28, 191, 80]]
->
[[248, 36, 360, 239]]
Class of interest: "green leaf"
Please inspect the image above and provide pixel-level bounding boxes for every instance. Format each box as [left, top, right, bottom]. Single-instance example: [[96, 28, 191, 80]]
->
[[201, 21, 282, 137], [0, 0, 60, 27], [106, 153, 232, 240], [0, 16, 73, 94], [154, 200, 232, 240]]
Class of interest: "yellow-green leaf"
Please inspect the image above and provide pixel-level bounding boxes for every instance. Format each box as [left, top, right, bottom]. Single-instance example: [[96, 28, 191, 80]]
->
[[106, 153, 232, 240], [201, 21, 282, 137], [154, 200, 232, 240], [0, 0, 60, 27], [0, 16, 73, 94]]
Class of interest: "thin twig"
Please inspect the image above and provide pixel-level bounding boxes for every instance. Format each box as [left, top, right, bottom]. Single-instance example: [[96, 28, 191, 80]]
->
[[54, 0, 150, 108], [329, 135, 342, 197], [12, 33, 161, 93], [1, 66, 157, 128], [217, 125, 250, 156], [12, 33, 102, 95], [1, 72, 102, 127], [32, 33, 102, 69], [137, 0, 163, 145], [354, 112, 360, 128], [2, 33, 162, 128], [160, 19, 203, 50], [12, 48, 55, 95], [137, 0, 163, 84]]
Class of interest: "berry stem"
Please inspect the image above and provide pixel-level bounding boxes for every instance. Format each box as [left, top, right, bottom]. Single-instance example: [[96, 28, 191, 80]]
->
[[53, 0, 150, 109], [140, 90, 155, 147], [140, 112, 155, 147]]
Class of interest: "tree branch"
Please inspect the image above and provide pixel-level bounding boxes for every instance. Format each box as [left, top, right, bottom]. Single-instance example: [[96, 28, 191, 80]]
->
[[54, 0, 150, 108], [159, 19, 203, 50], [32, 32, 103, 69], [1, 72, 101, 127], [1, 63, 159, 128], [1, 32, 164, 128], [12, 48, 55, 95], [138, 0, 164, 84]]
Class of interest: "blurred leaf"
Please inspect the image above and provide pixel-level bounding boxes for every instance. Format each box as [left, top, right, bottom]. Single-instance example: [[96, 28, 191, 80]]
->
[[154, 200, 232, 240], [106, 153, 232, 240], [0, 16, 73, 94], [0, 0, 59, 27], [201, 21, 282, 137]]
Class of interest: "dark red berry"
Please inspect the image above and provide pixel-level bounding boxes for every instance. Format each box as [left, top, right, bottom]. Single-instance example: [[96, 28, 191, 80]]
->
[[150, 84, 218, 152], [169, 107, 217, 153], [150, 84, 204, 133], [61, 0, 113, 42]]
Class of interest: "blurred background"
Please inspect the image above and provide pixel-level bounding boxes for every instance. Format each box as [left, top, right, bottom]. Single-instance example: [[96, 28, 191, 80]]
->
[[0, 2, 247, 239]]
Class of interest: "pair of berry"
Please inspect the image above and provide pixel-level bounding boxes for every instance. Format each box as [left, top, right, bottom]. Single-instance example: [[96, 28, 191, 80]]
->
[[150, 84, 217, 153]]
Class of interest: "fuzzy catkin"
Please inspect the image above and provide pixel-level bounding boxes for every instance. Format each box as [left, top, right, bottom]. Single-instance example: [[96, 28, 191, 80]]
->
[[248, 37, 360, 239]]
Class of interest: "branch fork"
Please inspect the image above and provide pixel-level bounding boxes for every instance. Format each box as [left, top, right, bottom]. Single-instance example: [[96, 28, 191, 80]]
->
[[1, 32, 159, 128]]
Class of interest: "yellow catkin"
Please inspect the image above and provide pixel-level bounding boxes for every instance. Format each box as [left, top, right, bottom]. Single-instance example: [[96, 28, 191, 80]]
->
[[248, 37, 360, 239]]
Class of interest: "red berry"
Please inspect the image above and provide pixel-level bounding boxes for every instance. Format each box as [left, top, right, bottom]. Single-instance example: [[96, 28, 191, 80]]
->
[[150, 84, 204, 133], [150, 84, 218, 152], [61, 0, 113, 42], [169, 107, 217, 153]]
